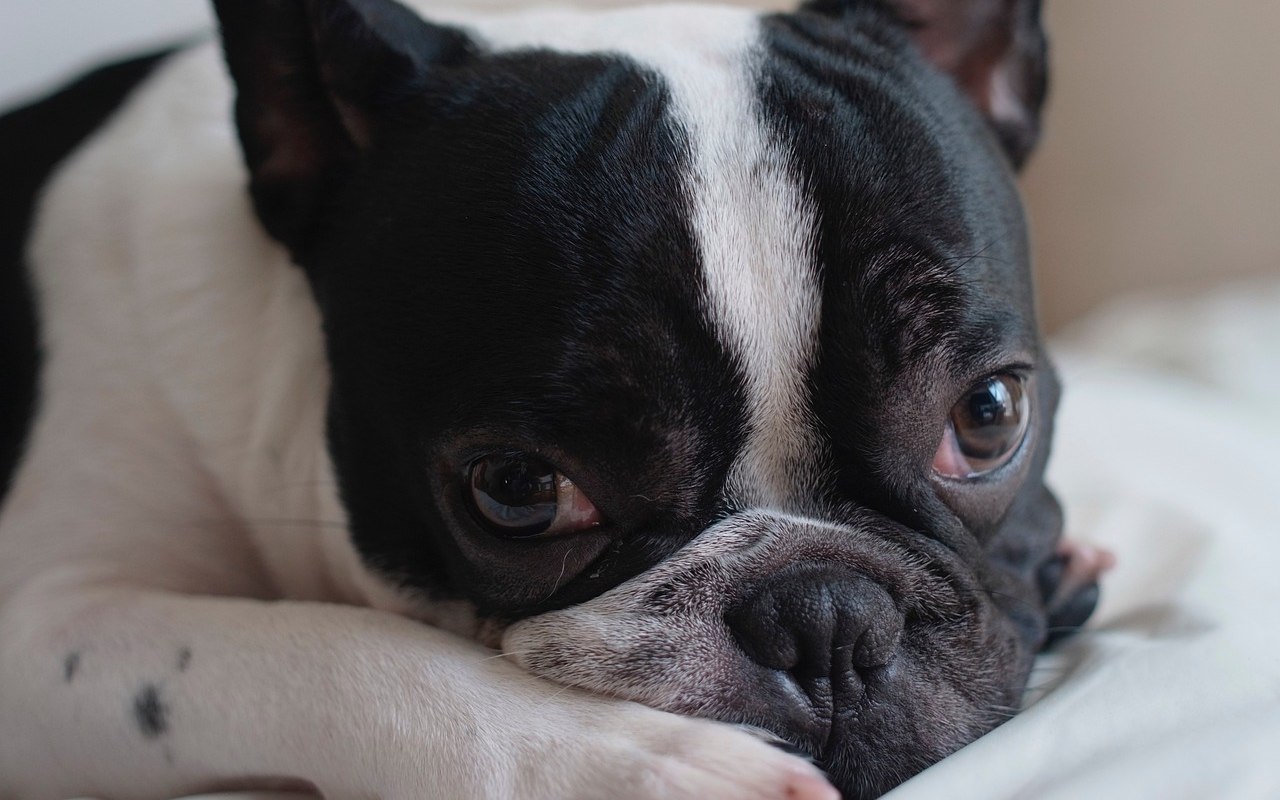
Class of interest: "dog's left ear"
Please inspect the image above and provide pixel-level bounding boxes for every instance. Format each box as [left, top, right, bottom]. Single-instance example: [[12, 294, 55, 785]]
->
[[213, 0, 474, 258], [809, 0, 1048, 169]]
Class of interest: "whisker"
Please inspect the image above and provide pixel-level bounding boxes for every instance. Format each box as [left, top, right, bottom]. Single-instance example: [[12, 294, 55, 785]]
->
[[983, 588, 1040, 615], [543, 546, 578, 602], [984, 705, 1023, 722], [938, 240, 1009, 273], [530, 683, 576, 712]]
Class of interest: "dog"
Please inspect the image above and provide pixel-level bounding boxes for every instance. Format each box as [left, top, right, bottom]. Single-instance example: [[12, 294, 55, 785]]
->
[[0, 0, 1112, 797]]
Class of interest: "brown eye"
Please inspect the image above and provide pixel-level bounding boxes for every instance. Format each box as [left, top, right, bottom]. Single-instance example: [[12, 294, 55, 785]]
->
[[933, 374, 1030, 479], [467, 453, 602, 538]]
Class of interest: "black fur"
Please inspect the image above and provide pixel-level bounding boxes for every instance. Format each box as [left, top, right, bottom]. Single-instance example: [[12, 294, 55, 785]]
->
[[316, 50, 753, 616], [758, 6, 1057, 572], [213, 0, 476, 259], [0, 50, 173, 503], [213, 2, 753, 616]]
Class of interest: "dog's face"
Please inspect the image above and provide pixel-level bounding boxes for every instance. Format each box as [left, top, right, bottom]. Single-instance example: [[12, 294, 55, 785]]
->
[[217, 0, 1091, 795]]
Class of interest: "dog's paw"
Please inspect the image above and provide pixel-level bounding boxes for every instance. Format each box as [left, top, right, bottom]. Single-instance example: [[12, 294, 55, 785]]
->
[[361, 672, 836, 800], [565, 706, 838, 800], [1039, 538, 1116, 646]]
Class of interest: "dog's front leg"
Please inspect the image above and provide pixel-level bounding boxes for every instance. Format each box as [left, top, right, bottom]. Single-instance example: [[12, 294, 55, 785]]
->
[[0, 577, 835, 800]]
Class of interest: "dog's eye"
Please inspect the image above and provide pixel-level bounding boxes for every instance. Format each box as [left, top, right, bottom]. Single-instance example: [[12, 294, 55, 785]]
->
[[467, 453, 602, 538], [932, 374, 1030, 479]]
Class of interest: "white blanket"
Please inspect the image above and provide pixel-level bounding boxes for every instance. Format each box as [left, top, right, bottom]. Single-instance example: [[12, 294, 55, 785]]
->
[[888, 280, 1280, 799]]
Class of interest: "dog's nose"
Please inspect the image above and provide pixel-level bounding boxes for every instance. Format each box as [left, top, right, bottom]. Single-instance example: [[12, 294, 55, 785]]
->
[[726, 565, 903, 687]]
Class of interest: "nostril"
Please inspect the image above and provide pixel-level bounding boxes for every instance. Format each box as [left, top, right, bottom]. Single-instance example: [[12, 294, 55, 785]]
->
[[844, 595, 901, 670], [726, 566, 903, 684], [725, 586, 802, 673]]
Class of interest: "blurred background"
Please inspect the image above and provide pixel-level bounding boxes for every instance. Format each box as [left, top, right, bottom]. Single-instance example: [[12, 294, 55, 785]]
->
[[1025, 0, 1280, 330], [3, 0, 1279, 331]]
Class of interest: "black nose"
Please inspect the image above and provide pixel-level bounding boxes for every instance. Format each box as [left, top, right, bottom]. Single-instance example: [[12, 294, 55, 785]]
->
[[726, 565, 903, 694]]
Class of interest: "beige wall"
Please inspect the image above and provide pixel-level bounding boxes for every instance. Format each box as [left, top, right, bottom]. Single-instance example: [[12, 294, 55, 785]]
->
[[1023, 0, 1280, 330]]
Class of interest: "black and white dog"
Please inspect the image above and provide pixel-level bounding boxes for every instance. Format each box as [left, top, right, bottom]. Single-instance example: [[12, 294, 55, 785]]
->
[[0, 1, 1112, 797]]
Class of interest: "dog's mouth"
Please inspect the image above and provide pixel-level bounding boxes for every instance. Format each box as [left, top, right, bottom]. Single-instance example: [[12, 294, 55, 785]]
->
[[802, 628, 1029, 798], [502, 510, 1044, 798], [721, 562, 907, 754], [722, 568, 1032, 797]]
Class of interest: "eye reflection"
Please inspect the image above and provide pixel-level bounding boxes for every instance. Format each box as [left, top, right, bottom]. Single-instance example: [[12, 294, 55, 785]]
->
[[467, 453, 602, 538], [933, 374, 1030, 479]]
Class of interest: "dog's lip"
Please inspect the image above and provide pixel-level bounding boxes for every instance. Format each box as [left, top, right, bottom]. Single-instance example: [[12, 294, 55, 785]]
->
[[809, 671, 889, 799], [755, 651, 900, 762], [739, 665, 836, 752]]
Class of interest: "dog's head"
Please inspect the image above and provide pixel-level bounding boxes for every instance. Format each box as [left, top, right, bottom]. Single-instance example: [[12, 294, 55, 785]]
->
[[215, 0, 1094, 794]]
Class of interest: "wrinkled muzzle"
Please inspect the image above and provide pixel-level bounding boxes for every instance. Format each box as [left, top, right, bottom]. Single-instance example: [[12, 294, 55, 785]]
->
[[502, 511, 1037, 799]]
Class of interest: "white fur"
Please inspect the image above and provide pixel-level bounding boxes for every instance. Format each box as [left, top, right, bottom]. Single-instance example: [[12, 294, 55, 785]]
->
[[0, 5, 839, 797]]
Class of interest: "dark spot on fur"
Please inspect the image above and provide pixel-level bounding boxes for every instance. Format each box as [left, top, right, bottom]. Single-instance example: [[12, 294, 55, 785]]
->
[[176, 647, 192, 672], [133, 683, 169, 739], [63, 651, 81, 683]]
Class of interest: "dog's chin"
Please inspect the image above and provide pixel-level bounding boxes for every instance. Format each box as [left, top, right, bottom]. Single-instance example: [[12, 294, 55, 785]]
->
[[500, 511, 1039, 797], [500, 630, 1027, 799], [506, 602, 1033, 799], [793, 652, 1027, 799]]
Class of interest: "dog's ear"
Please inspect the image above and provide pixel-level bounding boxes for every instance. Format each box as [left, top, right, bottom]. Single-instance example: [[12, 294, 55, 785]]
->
[[213, 0, 473, 258], [809, 0, 1048, 169], [892, 0, 1048, 169]]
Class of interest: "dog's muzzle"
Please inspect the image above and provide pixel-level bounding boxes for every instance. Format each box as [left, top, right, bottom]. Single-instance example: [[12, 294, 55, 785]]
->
[[502, 510, 1035, 798]]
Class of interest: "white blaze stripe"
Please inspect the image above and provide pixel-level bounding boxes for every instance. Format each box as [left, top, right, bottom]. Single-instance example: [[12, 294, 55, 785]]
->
[[449, 5, 825, 507], [672, 40, 824, 509]]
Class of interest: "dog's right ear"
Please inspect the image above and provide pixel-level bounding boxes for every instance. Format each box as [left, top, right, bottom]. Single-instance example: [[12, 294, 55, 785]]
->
[[213, 0, 474, 259], [803, 0, 1048, 169]]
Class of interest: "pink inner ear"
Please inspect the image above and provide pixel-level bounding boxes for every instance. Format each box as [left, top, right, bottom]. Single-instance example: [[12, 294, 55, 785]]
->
[[331, 96, 375, 150], [889, 0, 1043, 167], [909, 1, 1018, 109], [986, 60, 1026, 128], [254, 107, 330, 186], [896, 0, 1003, 75]]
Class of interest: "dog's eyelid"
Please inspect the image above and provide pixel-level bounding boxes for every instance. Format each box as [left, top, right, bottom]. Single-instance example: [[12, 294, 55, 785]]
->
[[953, 358, 1034, 389]]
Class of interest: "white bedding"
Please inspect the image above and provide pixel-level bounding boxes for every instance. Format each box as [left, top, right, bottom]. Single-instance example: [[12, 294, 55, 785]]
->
[[889, 279, 1280, 799]]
